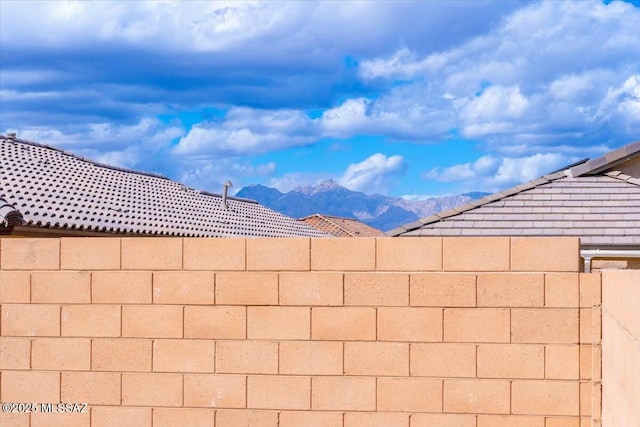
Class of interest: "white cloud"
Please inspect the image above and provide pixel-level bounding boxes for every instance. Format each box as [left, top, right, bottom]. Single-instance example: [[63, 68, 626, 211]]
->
[[594, 74, 640, 134], [355, 1, 640, 148], [338, 153, 407, 194], [179, 159, 277, 193], [8, 117, 183, 150], [173, 107, 316, 157], [426, 153, 577, 192], [320, 98, 371, 138]]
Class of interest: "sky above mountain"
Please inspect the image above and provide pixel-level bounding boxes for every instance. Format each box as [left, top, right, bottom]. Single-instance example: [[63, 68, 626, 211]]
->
[[1, 0, 639, 198]]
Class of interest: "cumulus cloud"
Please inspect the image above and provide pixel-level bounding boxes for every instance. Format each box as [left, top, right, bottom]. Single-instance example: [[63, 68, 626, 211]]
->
[[179, 159, 277, 193], [337, 153, 407, 194], [2, 0, 640, 196], [357, 1, 640, 148], [173, 108, 316, 157], [426, 153, 577, 192]]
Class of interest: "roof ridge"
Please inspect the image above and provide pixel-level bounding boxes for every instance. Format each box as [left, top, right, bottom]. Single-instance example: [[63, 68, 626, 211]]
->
[[386, 171, 568, 236], [604, 170, 640, 186], [1, 135, 259, 204], [569, 140, 640, 177], [2, 135, 172, 181], [315, 214, 357, 237]]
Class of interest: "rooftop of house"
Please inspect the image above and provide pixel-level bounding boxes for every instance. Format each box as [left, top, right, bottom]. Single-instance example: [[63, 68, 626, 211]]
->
[[300, 214, 385, 237], [0, 134, 328, 237], [388, 140, 640, 248]]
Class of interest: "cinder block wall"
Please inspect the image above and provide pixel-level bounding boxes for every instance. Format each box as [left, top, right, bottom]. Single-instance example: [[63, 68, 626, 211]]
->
[[0, 237, 601, 427], [601, 270, 640, 427]]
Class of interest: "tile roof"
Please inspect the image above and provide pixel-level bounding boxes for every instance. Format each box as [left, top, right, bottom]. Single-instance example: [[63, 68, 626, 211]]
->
[[0, 135, 328, 237], [300, 214, 385, 237], [388, 141, 640, 247]]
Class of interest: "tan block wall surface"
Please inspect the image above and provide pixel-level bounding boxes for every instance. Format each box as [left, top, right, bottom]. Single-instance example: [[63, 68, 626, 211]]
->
[[601, 270, 640, 427], [0, 237, 601, 426]]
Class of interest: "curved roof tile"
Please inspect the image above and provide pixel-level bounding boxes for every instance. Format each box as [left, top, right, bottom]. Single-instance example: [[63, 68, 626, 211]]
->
[[1, 136, 327, 237]]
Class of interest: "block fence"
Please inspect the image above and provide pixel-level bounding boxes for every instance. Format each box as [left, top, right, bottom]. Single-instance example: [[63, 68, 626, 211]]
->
[[601, 270, 640, 427], [0, 237, 602, 427]]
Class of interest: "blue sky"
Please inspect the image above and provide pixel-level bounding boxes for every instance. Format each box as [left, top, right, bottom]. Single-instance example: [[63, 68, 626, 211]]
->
[[1, 0, 639, 198]]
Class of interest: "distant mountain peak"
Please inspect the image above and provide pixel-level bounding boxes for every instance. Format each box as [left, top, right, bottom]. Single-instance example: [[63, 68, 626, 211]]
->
[[294, 179, 342, 195], [236, 182, 488, 232]]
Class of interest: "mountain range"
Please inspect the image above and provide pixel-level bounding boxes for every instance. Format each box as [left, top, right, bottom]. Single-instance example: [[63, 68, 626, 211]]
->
[[236, 180, 488, 232]]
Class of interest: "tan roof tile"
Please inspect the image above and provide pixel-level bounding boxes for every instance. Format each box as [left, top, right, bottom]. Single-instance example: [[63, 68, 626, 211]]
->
[[300, 214, 384, 237]]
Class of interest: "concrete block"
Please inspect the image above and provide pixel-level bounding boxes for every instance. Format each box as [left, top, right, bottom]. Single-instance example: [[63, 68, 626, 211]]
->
[[411, 343, 476, 377], [60, 237, 120, 270], [377, 377, 442, 412], [410, 273, 476, 307], [344, 342, 409, 376], [477, 273, 544, 307], [248, 376, 310, 410], [477, 344, 544, 379], [92, 338, 152, 371], [477, 415, 544, 427], [183, 237, 245, 270], [0, 271, 30, 302], [344, 412, 408, 427], [153, 339, 215, 373], [312, 307, 376, 340], [279, 272, 343, 306], [0, 371, 60, 402], [216, 410, 278, 427], [216, 272, 278, 305], [312, 376, 376, 411], [184, 374, 246, 408], [31, 271, 91, 303], [411, 414, 477, 427], [153, 408, 215, 427], [545, 274, 579, 308], [511, 237, 579, 272], [216, 341, 278, 374], [122, 305, 182, 338], [0, 238, 59, 270], [280, 411, 343, 427], [61, 372, 120, 405], [444, 308, 510, 343], [247, 238, 310, 271], [376, 237, 442, 271], [247, 306, 310, 340], [32, 337, 91, 370], [121, 238, 182, 270], [1, 304, 60, 336], [512, 380, 579, 416], [91, 407, 151, 427], [184, 306, 246, 339], [545, 345, 579, 380], [443, 237, 510, 272], [279, 341, 343, 375], [311, 238, 375, 271], [444, 379, 510, 414], [378, 307, 442, 342], [91, 271, 152, 303], [344, 273, 409, 306], [153, 271, 214, 304], [121, 373, 182, 406], [62, 304, 121, 337], [511, 309, 579, 344], [0, 337, 30, 369]]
